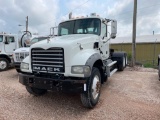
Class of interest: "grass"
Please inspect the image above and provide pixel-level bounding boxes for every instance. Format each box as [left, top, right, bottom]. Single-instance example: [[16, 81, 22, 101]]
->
[[143, 62, 154, 68]]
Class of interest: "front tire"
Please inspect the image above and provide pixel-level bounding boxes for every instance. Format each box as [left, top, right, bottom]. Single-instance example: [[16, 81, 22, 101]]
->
[[26, 86, 47, 96], [0, 58, 9, 71], [80, 67, 101, 108], [16, 69, 21, 73]]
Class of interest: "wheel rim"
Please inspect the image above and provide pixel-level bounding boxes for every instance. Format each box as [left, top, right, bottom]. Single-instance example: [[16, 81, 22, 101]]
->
[[92, 75, 100, 99], [123, 57, 125, 67], [0, 60, 7, 70]]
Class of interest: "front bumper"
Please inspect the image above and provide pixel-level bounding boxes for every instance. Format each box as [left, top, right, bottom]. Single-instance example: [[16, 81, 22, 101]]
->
[[19, 73, 87, 93], [9, 55, 14, 66], [14, 62, 21, 70]]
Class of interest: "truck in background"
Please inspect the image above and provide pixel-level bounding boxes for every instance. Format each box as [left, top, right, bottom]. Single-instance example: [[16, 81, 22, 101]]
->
[[0, 33, 19, 71], [13, 36, 49, 72], [0, 31, 37, 71], [19, 13, 127, 108]]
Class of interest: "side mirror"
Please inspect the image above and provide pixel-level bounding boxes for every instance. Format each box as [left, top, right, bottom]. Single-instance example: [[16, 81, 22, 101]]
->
[[111, 20, 117, 39]]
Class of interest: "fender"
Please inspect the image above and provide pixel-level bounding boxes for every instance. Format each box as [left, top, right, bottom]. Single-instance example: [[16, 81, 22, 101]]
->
[[85, 53, 102, 69], [111, 52, 126, 58], [111, 51, 126, 69], [111, 52, 126, 62], [0, 54, 11, 63], [70, 49, 102, 70]]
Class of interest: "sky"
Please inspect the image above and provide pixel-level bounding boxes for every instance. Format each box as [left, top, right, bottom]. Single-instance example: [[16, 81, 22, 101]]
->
[[0, 0, 160, 37]]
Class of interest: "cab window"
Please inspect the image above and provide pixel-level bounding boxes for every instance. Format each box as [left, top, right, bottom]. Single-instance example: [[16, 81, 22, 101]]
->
[[101, 23, 107, 37], [0, 35, 3, 42], [61, 28, 68, 35], [9, 37, 15, 42], [58, 18, 101, 36], [31, 38, 39, 44]]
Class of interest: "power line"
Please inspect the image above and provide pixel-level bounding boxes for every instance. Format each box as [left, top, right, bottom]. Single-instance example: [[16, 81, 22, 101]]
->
[[109, 2, 160, 18], [117, 11, 160, 23]]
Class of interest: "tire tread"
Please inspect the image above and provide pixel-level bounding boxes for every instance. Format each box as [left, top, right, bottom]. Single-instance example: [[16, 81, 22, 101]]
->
[[26, 86, 47, 96]]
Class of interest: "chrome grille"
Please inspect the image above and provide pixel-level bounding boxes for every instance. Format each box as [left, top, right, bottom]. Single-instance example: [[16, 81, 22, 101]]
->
[[15, 52, 29, 62], [31, 48, 64, 73]]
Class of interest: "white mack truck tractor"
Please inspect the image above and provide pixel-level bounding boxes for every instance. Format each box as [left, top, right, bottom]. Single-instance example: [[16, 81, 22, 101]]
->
[[0, 33, 19, 71], [19, 14, 127, 108], [0, 31, 35, 71]]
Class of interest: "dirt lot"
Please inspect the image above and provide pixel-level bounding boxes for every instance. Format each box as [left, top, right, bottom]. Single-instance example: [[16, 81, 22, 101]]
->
[[0, 67, 160, 120]]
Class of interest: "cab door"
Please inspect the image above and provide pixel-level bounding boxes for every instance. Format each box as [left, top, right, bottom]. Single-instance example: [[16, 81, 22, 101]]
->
[[99, 23, 109, 60], [4, 36, 16, 54]]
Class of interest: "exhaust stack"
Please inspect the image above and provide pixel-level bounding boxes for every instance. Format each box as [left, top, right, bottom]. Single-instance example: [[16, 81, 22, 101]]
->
[[69, 12, 72, 19]]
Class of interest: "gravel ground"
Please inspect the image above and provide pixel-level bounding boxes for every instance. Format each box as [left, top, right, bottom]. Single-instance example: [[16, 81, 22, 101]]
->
[[0, 67, 160, 120]]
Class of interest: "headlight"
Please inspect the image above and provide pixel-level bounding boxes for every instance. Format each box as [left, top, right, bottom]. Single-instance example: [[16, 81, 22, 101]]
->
[[71, 66, 91, 77], [21, 62, 29, 70]]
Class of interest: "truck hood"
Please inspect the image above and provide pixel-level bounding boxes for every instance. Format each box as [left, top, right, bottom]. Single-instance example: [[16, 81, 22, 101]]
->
[[31, 34, 99, 49], [14, 47, 30, 53], [29, 34, 100, 68]]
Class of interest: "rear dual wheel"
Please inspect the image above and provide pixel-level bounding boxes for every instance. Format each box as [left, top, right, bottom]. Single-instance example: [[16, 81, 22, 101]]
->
[[158, 59, 160, 81], [118, 54, 127, 71], [118, 56, 125, 71], [125, 54, 128, 66]]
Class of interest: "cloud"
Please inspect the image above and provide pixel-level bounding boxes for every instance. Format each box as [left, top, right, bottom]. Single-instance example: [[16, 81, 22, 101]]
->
[[0, 0, 160, 37], [104, 0, 160, 37], [137, 15, 160, 36], [65, 0, 93, 18], [67, 0, 91, 11], [0, 19, 6, 26], [107, 0, 132, 18], [0, 0, 59, 35]]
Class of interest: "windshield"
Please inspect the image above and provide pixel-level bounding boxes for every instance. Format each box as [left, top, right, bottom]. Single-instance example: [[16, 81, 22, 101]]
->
[[0, 35, 3, 42], [58, 18, 101, 36], [29, 37, 48, 46]]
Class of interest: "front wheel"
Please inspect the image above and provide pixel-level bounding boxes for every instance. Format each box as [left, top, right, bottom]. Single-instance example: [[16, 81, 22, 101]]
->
[[0, 58, 9, 71], [26, 86, 47, 96], [80, 67, 101, 108]]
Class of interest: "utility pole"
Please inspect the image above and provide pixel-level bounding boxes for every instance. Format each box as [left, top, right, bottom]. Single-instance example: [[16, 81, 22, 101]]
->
[[26, 16, 28, 32], [131, 0, 137, 67]]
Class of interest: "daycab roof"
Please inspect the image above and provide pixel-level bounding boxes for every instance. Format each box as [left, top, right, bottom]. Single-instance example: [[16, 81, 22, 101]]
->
[[0, 33, 17, 36], [59, 16, 104, 24]]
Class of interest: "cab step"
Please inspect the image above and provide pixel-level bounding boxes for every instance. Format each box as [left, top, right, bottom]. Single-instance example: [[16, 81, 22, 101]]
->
[[106, 61, 117, 77]]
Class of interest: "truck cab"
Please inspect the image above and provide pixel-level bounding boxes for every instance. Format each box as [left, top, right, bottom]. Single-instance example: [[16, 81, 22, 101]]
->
[[0, 33, 19, 71], [19, 14, 127, 108]]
